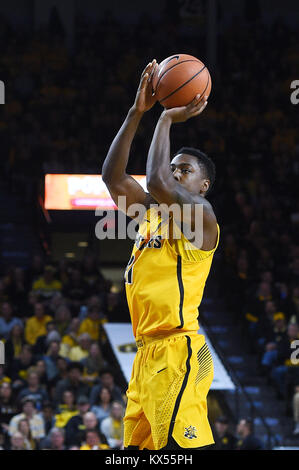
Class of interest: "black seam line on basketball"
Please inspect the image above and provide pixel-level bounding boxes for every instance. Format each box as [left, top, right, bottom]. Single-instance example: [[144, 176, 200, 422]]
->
[[199, 70, 210, 100], [160, 65, 206, 103], [167, 335, 192, 441], [175, 255, 184, 329], [155, 59, 203, 93]]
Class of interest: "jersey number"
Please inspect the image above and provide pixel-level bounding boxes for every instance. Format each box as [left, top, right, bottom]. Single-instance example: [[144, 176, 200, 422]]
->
[[124, 255, 135, 285]]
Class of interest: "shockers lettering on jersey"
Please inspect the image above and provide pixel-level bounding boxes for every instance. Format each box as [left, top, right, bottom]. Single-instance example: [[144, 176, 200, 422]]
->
[[184, 425, 197, 439]]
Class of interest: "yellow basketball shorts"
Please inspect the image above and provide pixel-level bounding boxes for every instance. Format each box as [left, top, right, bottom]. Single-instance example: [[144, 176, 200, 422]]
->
[[123, 331, 214, 450]]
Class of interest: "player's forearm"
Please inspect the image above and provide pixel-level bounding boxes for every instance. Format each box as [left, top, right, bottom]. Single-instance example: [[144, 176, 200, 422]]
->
[[102, 106, 144, 183], [146, 112, 174, 190]]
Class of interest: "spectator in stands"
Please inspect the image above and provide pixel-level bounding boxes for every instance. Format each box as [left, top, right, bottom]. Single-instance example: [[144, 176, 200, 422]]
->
[[292, 384, 299, 435], [5, 267, 29, 314], [90, 369, 124, 406], [18, 418, 36, 449], [55, 390, 79, 428], [244, 282, 274, 341], [0, 302, 23, 341], [0, 382, 18, 448], [5, 323, 25, 364], [17, 368, 49, 411], [32, 265, 62, 300], [54, 362, 89, 405], [0, 362, 11, 384], [33, 320, 57, 355], [43, 338, 62, 383], [41, 401, 56, 435], [9, 431, 26, 450], [60, 317, 81, 357], [62, 268, 90, 311], [35, 359, 49, 389], [235, 418, 264, 450], [212, 415, 237, 450], [10, 345, 35, 391], [48, 356, 69, 390], [259, 312, 288, 376], [27, 255, 45, 287], [65, 395, 90, 447], [54, 305, 71, 337], [8, 397, 45, 445], [91, 386, 113, 425], [80, 429, 110, 450], [81, 342, 106, 386], [24, 302, 52, 346], [46, 427, 66, 450], [68, 333, 92, 362], [78, 306, 106, 342], [100, 401, 124, 449], [81, 254, 104, 289]]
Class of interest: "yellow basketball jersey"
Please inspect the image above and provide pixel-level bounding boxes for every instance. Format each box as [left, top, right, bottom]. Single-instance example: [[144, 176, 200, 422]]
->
[[125, 206, 220, 338]]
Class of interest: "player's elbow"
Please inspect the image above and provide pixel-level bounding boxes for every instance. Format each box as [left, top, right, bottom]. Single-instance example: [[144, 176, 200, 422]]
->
[[101, 165, 110, 184]]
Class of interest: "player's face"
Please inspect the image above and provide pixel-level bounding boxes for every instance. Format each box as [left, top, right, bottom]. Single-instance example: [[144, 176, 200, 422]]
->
[[170, 154, 209, 196]]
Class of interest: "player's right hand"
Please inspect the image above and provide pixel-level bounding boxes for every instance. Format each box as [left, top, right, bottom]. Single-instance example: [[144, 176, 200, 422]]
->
[[133, 59, 158, 113], [162, 94, 208, 123]]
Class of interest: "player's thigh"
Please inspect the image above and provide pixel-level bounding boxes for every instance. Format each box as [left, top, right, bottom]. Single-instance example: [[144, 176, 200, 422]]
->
[[171, 334, 214, 448], [124, 353, 154, 449], [143, 334, 214, 449]]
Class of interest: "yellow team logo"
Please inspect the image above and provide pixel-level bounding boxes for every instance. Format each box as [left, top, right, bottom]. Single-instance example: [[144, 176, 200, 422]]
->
[[184, 425, 197, 439]]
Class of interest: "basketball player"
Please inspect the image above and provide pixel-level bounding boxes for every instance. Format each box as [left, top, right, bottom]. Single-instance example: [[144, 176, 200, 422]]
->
[[102, 60, 219, 450]]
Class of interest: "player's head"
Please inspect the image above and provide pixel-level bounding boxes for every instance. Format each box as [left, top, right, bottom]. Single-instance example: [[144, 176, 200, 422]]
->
[[171, 147, 215, 197]]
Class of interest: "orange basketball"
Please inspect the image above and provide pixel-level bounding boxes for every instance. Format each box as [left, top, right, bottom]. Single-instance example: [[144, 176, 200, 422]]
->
[[152, 54, 211, 109]]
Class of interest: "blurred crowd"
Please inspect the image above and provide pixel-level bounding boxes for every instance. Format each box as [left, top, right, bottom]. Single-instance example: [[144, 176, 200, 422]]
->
[[0, 253, 129, 450], [0, 3, 299, 449]]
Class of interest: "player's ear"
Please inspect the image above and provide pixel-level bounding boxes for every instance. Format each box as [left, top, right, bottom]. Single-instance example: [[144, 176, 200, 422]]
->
[[200, 179, 209, 195]]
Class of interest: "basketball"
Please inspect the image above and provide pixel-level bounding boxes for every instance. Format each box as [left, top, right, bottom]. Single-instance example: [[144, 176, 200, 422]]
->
[[152, 54, 211, 109]]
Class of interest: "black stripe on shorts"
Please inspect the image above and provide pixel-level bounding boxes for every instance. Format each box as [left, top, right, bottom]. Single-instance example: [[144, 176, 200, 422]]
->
[[167, 335, 192, 441]]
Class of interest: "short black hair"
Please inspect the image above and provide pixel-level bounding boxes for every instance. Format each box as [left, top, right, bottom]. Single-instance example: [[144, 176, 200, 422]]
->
[[174, 147, 216, 195], [67, 361, 83, 373]]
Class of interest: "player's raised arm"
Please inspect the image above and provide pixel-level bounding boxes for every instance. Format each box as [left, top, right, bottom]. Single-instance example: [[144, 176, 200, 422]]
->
[[146, 95, 218, 249], [102, 60, 158, 218]]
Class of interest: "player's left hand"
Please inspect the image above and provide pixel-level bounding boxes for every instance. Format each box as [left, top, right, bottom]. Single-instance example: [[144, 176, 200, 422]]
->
[[133, 59, 158, 113], [162, 94, 208, 123]]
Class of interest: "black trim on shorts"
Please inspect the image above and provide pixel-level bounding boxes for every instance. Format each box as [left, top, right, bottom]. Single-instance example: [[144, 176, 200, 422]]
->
[[176, 255, 184, 328], [167, 335, 192, 443], [160, 435, 214, 450]]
